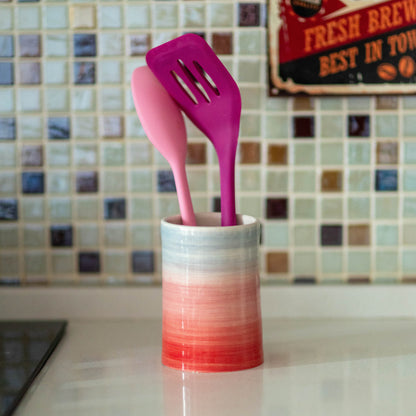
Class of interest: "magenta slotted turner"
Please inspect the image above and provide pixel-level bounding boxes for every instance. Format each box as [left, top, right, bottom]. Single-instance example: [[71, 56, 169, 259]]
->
[[146, 34, 241, 226]]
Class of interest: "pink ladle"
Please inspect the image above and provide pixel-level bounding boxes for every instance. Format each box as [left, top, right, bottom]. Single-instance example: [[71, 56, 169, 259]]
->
[[131, 66, 196, 226]]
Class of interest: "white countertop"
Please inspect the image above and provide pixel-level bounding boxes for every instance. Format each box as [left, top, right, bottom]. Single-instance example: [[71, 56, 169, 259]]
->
[[14, 318, 416, 416]]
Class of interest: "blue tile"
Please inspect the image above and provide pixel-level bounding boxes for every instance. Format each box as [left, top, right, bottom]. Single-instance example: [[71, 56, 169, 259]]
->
[[348, 115, 370, 137], [132, 251, 154, 273], [78, 252, 100, 273], [104, 198, 126, 220], [376, 169, 398, 191], [0, 199, 18, 220], [74, 34, 96, 57], [22, 172, 44, 194], [0, 63, 14, 85], [0, 36, 14, 57], [74, 62, 95, 84], [0, 118, 16, 140], [157, 170, 176, 192], [50, 225, 73, 247], [48, 117, 70, 139]]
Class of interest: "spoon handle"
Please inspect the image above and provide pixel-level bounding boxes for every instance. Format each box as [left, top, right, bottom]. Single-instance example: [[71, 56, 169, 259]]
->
[[172, 164, 197, 226]]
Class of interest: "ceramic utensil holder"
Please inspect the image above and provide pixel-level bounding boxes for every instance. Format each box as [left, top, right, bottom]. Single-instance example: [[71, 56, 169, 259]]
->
[[161, 212, 263, 372]]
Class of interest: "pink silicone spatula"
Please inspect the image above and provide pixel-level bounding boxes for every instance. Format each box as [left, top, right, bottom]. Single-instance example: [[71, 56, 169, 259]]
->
[[131, 66, 196, 226], [146, 34, 241, 226]]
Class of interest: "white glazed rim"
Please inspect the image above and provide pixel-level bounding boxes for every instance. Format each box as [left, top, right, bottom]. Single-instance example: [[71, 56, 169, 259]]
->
[[161, 212, 257, 230]]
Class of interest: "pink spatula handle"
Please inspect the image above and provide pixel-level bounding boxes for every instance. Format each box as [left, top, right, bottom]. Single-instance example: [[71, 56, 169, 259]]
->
[[172, 163, 196, 226]]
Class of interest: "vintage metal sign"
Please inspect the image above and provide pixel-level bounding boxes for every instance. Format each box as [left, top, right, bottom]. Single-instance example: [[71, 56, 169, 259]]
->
[[268, 0, 416, 95]]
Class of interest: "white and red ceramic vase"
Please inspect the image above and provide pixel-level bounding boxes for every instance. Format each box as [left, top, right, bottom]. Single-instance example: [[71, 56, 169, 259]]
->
[[161, 212, 263, 372]]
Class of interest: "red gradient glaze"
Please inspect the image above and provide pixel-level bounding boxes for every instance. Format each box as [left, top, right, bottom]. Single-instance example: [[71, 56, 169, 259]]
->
[[162, 277, 263, 372]]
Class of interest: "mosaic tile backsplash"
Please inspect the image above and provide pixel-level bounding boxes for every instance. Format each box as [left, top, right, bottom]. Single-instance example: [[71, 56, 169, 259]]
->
[[1, 0, 416, 286]]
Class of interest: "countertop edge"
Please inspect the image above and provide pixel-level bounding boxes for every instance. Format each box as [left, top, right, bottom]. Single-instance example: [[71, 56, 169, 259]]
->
[[2, 285, 416, 320]]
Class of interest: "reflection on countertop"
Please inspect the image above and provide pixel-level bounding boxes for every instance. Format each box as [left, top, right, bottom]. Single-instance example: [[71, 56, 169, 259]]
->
[[13, 319, 416, 416]]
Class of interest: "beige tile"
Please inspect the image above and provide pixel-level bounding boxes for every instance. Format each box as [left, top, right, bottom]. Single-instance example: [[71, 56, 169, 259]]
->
[[70, 5, 96, 29]]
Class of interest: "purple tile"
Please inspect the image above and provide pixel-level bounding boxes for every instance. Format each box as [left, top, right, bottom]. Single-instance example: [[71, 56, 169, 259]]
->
[[19, 62, 41, 84], [132, 251, 154, 273], [348, 115, 370, 137], [266, 198, 288, 219], [104, 198, 126, 220], [76, 171, 98, 193], [21, 145, 43, 167], [376, 142, 398, 164], [101, 116, 124, 138], [78, 252, 100, 273], [74, 62, 95, 84], [0, 199, 18, 220], [50, 225, 73, 247], [321, 225, 343, 246], [294, 116, 315, 138], [19, 34, 41, 57], [128, 34, 150, 56], [238, 3, 261, 26]]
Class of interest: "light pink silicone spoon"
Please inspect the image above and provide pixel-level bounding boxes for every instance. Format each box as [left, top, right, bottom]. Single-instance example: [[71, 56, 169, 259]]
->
[[131, 66, 196, 226], [146, 34, 241, 226]]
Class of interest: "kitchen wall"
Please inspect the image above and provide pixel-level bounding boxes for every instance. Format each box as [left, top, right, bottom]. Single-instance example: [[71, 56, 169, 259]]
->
[[0, 0, 415, 286]]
